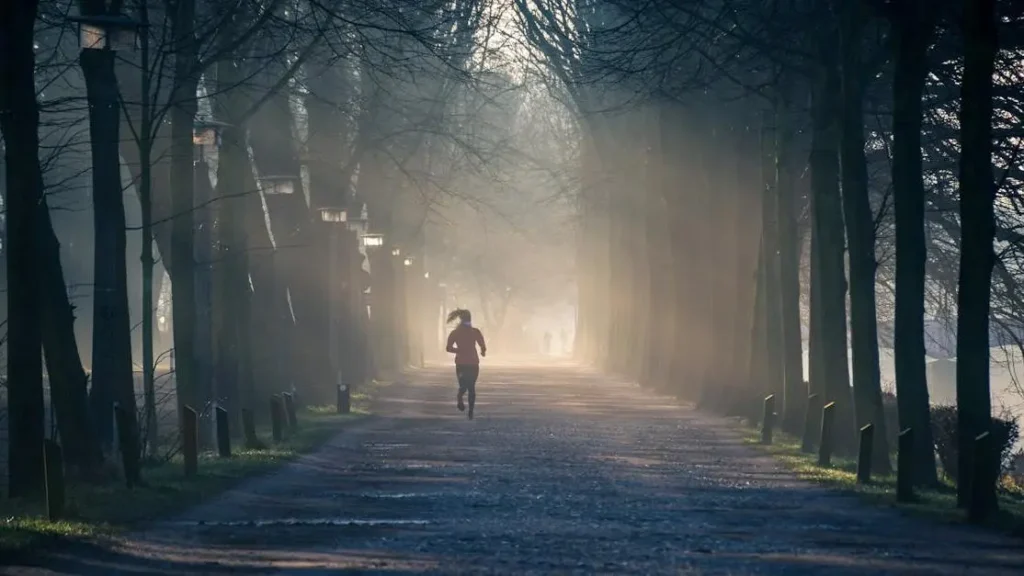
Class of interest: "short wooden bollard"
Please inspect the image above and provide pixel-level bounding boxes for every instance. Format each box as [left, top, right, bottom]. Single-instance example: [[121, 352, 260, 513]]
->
[[896, 427, 914, 502], [761, 394, 776, 445], [215, 406, 231, 458], [801, 393, 819, 453], [969, 431, 998, 522], [270, 396, 284, 442], [182, 405, 199, 477], [856, 423, 874, 484], [43, 439, 65, 521], [242, 408, 260, 449], [817, 402, 836, 467], [283, 392, 298, 431], [337, 383, 351, 414], [114, 403, 141, 487]]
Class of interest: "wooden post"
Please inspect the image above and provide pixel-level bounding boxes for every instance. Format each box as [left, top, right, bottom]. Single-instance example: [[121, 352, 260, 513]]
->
[[801, 393, 819, 453], [43, 439, 65, 521], [215, 406, 231, 458], [817, 401, 836, 467], [114, 402, 141, 488], [337, 383, 351, 414], [270, 395, 283, 442], [761, 394, 776, 445], [969, 431, 998, 522], [242, 408, 260, 449], [856, 423, 874, 484], [182, 405, 198, 477], [897, 428, 914, 502], [283, 392, 298, 431]]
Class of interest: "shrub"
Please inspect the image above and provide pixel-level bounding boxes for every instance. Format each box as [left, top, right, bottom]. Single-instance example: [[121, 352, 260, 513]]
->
[[930, 405, 1020, 482]]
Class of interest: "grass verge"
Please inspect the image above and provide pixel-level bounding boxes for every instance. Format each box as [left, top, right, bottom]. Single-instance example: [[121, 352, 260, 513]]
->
[[0, 392, 377, 558], [743, 426, 1024, 538]]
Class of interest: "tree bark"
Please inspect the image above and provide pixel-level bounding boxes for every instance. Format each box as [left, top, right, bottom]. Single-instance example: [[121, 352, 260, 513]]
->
[[212, 52, 255, 426], [837, 0, 892, 474], [775, 95, 806, 435], [890, 2, 940, 486], [955, 0, 998, 509], [761, 114, 785, 405], [1, 0, 46, 496], [81, 45, 137, 449], [169, 0, 200, 417], [810, 34, 856, 452]]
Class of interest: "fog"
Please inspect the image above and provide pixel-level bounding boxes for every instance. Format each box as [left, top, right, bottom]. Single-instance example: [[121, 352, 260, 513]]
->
[[3, 0, 1024, 497]]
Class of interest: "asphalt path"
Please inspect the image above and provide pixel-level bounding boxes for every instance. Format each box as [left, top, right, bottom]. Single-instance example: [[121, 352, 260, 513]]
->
[[7, 362, 1023, 575]]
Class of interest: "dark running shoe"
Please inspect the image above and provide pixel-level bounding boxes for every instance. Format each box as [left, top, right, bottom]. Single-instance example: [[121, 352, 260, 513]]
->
[[457, 397, 465, 412]]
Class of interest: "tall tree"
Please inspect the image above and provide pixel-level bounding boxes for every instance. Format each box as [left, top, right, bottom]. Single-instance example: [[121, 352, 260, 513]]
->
[[888, 0, 940, 486], [836, 0, 891, 473], [1, 0, 46, 497], [809, 11, 856, 450], [955, 0, 998, 511], [79, 0, 137, 448], [168, 0, 201, 415]]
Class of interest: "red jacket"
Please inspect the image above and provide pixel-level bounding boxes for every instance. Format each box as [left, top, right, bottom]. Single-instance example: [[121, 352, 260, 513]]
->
[[446, 324, 486, 365]]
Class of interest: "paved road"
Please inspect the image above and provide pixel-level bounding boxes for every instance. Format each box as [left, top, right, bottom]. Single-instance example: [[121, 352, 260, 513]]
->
[[9, 363, 1024, 575]]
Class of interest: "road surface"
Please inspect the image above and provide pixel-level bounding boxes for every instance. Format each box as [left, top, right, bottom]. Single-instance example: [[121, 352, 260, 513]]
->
[[9, 363, 1024, 575]]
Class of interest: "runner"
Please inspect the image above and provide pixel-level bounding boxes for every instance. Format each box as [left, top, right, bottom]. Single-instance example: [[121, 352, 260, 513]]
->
[[445, 309, 487, 419]]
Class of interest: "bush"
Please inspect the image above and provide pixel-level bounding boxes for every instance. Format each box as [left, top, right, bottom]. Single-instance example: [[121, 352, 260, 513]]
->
[[930, 405, 1020, 482]]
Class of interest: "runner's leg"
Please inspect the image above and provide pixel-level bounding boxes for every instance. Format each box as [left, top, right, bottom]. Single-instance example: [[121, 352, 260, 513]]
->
[[466, 365, 479, 419], [456, 366, 466, 411]]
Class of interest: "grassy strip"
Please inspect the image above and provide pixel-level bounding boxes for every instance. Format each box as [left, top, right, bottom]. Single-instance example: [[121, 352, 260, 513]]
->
[[0, 391, 377, 556], [744, 426, 1024, 537]]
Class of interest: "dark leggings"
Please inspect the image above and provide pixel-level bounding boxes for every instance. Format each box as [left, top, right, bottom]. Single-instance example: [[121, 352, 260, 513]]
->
[[456, 364, 480, 408]]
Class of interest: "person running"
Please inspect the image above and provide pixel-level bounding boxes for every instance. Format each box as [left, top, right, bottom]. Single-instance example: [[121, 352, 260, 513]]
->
[[445, 308, 486, 419]]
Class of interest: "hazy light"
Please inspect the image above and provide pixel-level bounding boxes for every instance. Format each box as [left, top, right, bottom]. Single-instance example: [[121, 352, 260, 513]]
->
[[260, 175, 296, 195], [403, 258, 412, 267], [361, 234, 384, 248], [319, 207, 347, 223]]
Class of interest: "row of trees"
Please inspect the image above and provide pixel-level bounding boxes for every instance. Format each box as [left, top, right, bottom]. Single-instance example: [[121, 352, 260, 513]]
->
[[520, 0, 1021, 512], [2, 0, 538, 497]]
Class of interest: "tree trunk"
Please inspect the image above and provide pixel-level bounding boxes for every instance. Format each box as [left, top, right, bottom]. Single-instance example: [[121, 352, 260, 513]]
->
[[749, 234, 769, 406], [810, 38, 856, 452], [1, 0, 46, 496], [212, 52, 255, 426], [891, 4, 940, 486], [138, 11, 158, 456], [761, 114, 785, 405], [193, 162, 216, 445], [955, 0, 998, 508], [81, 46, 137, 449], [837, 0, 892, 474], [776, 95, 806, 435]]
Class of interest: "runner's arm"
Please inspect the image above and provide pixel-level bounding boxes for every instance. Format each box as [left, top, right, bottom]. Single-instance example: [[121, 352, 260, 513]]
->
[[476, 329, 487, 357], [446, 331, 457, 354]]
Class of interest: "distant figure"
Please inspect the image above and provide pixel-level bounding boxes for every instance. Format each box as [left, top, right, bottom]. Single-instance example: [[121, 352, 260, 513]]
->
[[560, 329, 569, 356], [446, 309, 487, 420], [543, 331, 552, 355]]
